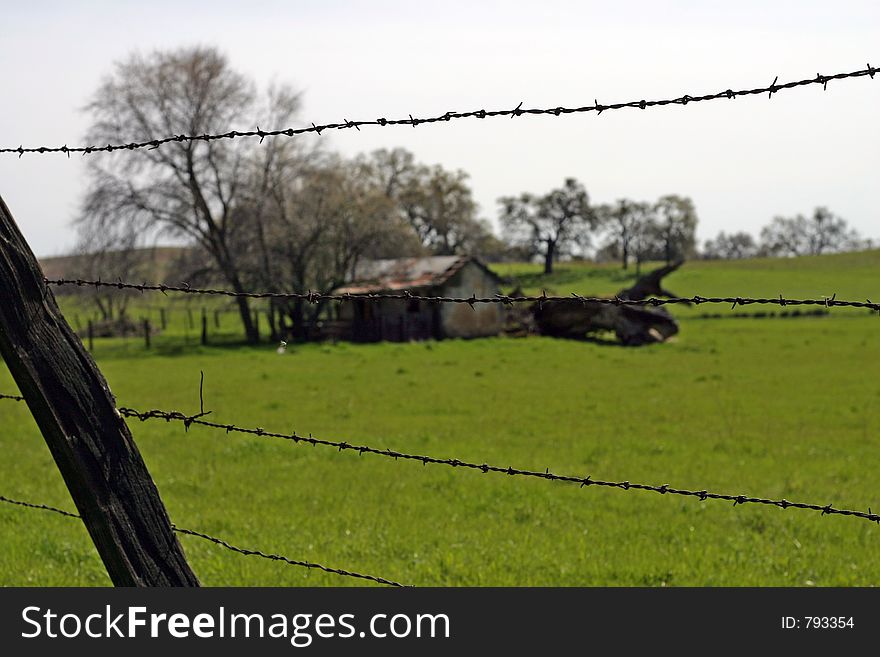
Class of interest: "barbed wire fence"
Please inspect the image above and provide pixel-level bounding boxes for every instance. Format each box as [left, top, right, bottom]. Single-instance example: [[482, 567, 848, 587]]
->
[[2, 392, 878, 525], [1, 65, 875, 156], [1, 62, 878, 586], [44, 277, 880, 313], [0, 493, 407, 587]]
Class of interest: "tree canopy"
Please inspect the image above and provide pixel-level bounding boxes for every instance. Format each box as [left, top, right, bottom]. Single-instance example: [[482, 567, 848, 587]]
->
[[499, 178, 597, 274]]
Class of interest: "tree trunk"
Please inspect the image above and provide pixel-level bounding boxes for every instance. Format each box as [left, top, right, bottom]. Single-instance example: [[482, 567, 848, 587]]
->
[[235, 294, 257, 343], [211, 239, 257, 344], [267, 301, 276, 342], [290, 299, 306, 341], [543, 240, 555, 275], [531, 261, 683, 346], [222, 262, 256, 343]]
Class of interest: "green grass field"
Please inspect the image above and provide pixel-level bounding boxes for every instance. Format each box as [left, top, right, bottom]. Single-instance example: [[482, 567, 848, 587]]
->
[[1, 252, 879, 586]]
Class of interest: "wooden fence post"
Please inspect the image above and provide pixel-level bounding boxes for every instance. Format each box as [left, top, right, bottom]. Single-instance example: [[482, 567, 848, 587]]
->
[[0, 195, 199, 586], [160, 307, 167, 330], [143, 318, 151, 349], [200, 308, 208, 346]]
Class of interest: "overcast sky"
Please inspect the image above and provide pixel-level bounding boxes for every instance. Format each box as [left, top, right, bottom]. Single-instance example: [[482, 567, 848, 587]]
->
[[1, 0, 878, 257]]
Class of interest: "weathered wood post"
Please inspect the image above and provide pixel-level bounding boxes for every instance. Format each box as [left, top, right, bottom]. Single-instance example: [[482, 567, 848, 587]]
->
[[0, 195, 199, 586], [187, 308, 194, 330], [143, 318, 151, 349], [160, 307, 167, 330], [253, 310, 260, 342]]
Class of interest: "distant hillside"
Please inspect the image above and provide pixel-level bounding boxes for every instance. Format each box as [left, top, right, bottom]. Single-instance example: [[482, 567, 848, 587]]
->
[[497, 249, 880, 310], [40, 246, 195, 281]]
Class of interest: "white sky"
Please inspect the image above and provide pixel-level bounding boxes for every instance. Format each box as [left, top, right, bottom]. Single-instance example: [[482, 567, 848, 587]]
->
[[1, 0, 878, 257]]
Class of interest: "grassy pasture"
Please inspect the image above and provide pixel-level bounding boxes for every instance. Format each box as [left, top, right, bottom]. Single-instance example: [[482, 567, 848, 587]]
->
[[1, 251, 878, 586]]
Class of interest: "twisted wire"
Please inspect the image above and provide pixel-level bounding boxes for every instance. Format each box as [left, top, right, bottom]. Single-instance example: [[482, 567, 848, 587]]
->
[[3, 65, 876, 156], [0, 492, 406, 586], [44, 278, 880, 313], [117, 406, 880, 526]]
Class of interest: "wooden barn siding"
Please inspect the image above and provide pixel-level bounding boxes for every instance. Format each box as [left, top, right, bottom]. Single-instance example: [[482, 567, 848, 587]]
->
[[345, 298, 437, 342]]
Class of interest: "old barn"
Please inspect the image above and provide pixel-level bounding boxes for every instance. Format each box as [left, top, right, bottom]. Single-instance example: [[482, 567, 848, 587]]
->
[[332, 256, 503, 342]]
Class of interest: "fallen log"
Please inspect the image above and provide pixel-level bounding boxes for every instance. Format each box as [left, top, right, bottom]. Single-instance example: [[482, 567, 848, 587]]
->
[[531, 261, 684, 346]]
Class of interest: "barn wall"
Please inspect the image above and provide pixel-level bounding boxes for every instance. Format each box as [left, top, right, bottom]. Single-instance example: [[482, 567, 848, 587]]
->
[[338, 298, 436, 342], [439, 263, 503, 338]]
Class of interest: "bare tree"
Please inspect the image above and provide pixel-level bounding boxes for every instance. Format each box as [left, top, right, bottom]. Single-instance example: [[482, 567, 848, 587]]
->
[[702, 231, 757, 259], [79, 46, 297, 343], [67, 218, 151, 322], [499, 178, 596, 274], [759, 207, 861, 256]]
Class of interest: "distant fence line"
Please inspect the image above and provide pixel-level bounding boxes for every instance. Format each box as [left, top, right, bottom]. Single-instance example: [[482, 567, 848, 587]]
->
[[1, 65, 876, 156], [0, 493, 407, 587]]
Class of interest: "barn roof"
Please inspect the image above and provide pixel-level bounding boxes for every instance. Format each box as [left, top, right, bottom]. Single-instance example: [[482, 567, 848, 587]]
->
[[335, 255, 500, 294]]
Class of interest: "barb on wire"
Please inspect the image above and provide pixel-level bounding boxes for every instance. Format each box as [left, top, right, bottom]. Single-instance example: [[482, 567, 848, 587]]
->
[[3, 65, 877, 156], [44, 278, 880, 313], [0, 492, 407, 587], [118, 406, 880, 526]]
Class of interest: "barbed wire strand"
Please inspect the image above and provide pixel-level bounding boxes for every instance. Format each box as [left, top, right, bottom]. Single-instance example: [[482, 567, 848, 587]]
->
[[117, 406, 880, 526], [0, 494, 80, 519], [167, 527, 406, 587], [44, 278, 880, 313], [2, 65, 877, 156], [0, 493, 407, 587], [0, 392, 25, 402]]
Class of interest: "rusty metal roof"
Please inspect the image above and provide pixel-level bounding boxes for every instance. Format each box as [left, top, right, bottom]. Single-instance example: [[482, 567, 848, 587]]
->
[[335, 255, 498, 294]]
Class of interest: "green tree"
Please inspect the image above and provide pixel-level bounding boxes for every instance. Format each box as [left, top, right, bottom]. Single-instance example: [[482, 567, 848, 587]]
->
[[499, 178, 596, 274], [702, 231, 757, 259], [596, 199, 654, 270], [359, 148, 492, 256], [652, 195, 698, 264], [759, 207, 861, 256]]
